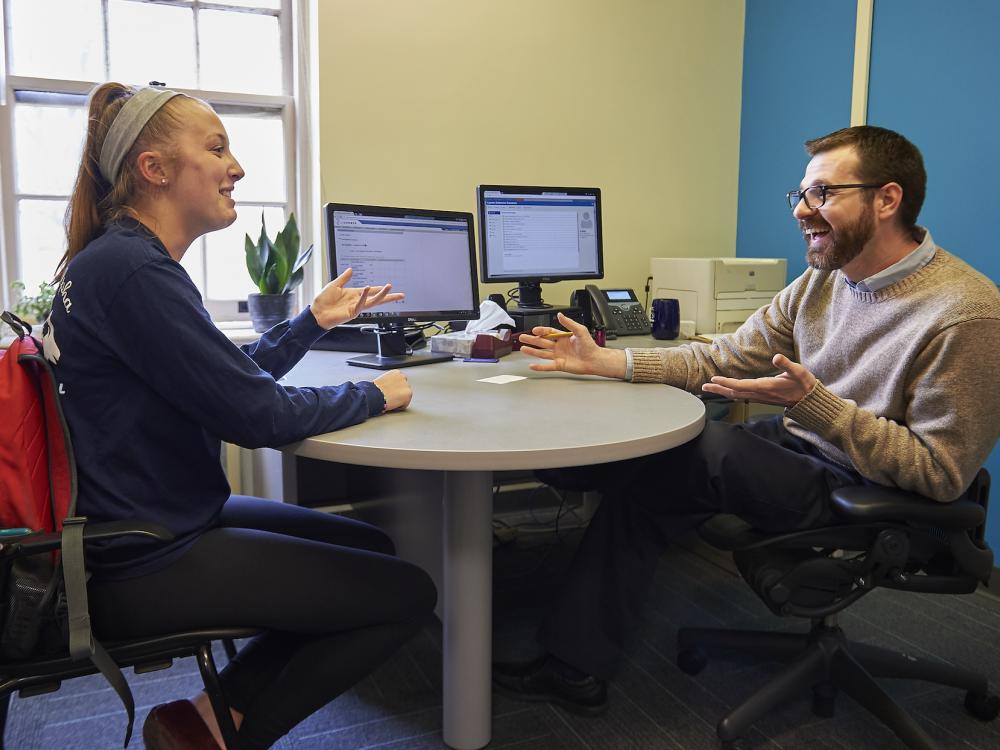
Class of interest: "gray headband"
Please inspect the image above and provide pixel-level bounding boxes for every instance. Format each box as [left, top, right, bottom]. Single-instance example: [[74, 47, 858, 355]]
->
[[98, 87, 183, 183]]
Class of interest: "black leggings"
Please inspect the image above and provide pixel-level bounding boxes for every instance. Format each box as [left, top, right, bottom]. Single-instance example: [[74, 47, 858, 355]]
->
[[88, 497, 438, 749]]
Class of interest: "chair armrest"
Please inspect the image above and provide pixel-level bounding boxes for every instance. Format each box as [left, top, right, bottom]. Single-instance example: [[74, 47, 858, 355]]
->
[[697, 514, 884, 553], [1, 520, 174, 557], [830, 485, 985, 530]]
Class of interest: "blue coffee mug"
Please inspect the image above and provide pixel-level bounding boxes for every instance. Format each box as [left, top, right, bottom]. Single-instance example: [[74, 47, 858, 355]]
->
[[651, 298, 680, 340]]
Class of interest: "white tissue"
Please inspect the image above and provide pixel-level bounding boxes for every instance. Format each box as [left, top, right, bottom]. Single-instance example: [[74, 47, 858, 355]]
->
[[465, 300, 515, 332]]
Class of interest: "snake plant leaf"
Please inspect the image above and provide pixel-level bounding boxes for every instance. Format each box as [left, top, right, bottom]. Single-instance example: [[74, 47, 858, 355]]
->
[[244, 234, 263, 286], [271, 231, 290, 293], [289, 244, 314, 277], [263, 265, 281, 295], [259, 235, 277, 292], [256, 215, 270, 268], [280, 214, 301, 275]]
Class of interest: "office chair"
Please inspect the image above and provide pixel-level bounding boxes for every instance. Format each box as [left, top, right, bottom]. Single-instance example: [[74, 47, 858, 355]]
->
[[0, 515, 257, 749], [1, 313, 258, 748], [676, 469, 1000, 750]]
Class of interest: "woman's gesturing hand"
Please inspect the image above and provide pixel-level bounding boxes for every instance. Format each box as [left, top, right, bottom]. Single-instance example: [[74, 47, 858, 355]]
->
[[311, 268, 405, 330]]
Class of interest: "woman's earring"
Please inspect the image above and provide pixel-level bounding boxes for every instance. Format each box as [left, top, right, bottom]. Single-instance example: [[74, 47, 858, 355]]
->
[[161, 178, 167, 185]]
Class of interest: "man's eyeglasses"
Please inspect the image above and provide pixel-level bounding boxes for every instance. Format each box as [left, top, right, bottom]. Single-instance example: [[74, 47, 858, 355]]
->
[[786, 183, 883, 211]]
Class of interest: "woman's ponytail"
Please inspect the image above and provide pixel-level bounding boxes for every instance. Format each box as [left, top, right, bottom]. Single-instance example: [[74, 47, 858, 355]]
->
[[58, 82, 132, 278]]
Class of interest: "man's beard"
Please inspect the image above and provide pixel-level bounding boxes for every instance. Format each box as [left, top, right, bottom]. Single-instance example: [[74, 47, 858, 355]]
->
[[803, 202, 875, 271]]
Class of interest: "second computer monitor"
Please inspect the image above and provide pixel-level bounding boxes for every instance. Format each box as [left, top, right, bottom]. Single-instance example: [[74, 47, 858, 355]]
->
[[477, 185, 604, 308]]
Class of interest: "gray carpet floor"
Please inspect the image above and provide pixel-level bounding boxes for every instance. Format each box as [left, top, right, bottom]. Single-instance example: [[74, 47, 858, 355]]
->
[[6, 527, 1000, 749]]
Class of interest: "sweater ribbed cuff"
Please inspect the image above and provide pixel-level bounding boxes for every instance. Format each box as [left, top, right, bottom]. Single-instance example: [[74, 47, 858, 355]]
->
[[630, 349, 665, 383], [785, 380, 844, 433]]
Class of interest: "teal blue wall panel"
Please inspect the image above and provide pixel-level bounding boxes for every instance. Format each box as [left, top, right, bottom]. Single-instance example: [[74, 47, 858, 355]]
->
[[868, 0, 1000, 284], [869, 0, 1000, 550], [735, 0, 855, 277]]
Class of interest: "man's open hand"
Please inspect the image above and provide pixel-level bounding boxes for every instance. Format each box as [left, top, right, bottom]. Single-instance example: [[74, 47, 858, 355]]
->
[[700, 353, 817, 407]]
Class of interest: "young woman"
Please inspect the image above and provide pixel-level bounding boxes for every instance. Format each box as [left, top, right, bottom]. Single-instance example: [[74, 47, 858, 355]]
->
[[46, 82, 437, 749]]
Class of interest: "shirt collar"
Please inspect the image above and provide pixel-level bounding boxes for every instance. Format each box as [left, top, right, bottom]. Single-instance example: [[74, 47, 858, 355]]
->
[[846, 227, 936, 292]]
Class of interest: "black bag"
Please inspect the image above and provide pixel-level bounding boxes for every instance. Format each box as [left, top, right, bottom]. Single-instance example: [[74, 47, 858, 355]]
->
[[1, 553, 69, 660]]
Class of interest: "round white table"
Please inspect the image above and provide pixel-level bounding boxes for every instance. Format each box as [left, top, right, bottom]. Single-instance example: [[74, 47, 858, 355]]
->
[[279, 348, 705, 749]]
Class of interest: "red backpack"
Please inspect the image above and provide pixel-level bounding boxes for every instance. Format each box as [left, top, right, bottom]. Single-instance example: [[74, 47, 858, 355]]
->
[[1, 310, 137, 745], [1, 316, 72, 531]]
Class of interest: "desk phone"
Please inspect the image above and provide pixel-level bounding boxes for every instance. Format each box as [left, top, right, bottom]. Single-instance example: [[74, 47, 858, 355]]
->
[[579, 286, 651, 336]]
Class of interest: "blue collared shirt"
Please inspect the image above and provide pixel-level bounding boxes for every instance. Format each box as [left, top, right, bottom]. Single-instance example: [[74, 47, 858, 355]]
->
[[847, 226, 936, 292]]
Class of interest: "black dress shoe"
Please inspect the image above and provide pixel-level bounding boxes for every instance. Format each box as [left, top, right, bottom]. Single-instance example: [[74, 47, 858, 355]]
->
[[493, 655, 608, 715], [143, 699, 221, 749]]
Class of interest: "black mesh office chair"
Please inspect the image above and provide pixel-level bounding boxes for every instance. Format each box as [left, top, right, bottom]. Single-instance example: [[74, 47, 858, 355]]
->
[[0, 516, 257, 749], [676, 469, 1000, 750]]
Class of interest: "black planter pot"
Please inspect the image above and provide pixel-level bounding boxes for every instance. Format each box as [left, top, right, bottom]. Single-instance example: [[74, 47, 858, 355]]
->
[[247, 292, 294, 333]]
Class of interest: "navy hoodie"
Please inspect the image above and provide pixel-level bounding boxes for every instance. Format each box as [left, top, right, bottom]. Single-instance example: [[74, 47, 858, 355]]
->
[[46, 220, 384, 579]]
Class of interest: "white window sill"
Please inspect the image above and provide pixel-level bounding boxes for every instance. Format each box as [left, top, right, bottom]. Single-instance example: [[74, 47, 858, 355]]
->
[[3, 322, 261, 348]]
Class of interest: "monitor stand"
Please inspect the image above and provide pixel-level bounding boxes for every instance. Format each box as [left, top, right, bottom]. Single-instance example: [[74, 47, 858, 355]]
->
[[347, 323, 453, 370], [516, 281, 550, 309], [509, 305, 580, 333]]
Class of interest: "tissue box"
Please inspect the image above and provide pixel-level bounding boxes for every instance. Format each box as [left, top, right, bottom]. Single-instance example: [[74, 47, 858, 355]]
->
[[429, 331, 477, 357], [470, 333, 512, 359], [429, 330, 511, 358]]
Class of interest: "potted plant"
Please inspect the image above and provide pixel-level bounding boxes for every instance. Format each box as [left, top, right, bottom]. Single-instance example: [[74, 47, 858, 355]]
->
[[244, 212, 314, 333], [4, 280, 56, 340]]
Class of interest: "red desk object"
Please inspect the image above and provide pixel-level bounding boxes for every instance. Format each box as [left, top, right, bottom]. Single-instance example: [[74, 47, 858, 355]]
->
[[470, 333, 512, 359]]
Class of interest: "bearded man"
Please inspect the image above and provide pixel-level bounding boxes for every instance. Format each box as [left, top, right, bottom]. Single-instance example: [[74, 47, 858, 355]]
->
[[493, 125, 1000, 715]]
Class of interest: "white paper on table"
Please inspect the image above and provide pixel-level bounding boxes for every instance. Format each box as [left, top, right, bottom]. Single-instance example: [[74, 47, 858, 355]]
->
[[477, 375, 526, 385]]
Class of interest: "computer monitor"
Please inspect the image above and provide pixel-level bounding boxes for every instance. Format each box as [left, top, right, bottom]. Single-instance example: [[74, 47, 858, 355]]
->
[[324, 202, 480, 369], [476, 185, 603, 308]]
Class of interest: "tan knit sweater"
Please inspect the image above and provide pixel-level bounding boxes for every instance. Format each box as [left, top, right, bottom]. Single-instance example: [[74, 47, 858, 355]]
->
[[630, 248, 1000, 501]]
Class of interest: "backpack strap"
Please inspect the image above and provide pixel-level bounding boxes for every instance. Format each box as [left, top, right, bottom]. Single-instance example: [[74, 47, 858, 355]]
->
[[62, 517, 136, 746], [1, 310, 32, 339]]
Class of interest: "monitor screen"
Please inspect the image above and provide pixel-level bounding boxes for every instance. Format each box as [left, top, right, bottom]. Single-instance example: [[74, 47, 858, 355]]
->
[[477, 185, 603, 308], [324, 203, 480, 369], [325, 203, 480, 325]]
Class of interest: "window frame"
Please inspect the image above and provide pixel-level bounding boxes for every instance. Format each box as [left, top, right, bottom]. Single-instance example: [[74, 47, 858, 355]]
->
[[0, 0, 318, 324]]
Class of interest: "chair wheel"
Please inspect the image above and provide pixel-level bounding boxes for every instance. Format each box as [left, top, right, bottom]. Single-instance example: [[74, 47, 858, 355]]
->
[[965, 691, 1000, 721], [677, 648, 707, 676]]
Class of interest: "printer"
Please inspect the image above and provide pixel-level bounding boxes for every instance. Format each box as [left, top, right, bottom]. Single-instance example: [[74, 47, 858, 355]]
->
[[649, 257, 787, 335]]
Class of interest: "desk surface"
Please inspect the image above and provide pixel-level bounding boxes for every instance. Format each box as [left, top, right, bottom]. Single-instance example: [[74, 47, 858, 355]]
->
[[281, 347, 704, 472]]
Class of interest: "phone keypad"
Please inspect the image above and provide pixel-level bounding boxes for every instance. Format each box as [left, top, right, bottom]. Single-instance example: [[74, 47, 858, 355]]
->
[[610, 303, 651, 335]]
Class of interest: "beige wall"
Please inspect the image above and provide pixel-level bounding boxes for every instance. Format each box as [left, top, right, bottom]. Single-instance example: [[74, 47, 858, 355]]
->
[[318, 0, 745, 306]]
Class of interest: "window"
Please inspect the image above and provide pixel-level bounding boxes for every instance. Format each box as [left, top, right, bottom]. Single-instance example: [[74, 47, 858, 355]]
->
[[0, 0, 314, 322]]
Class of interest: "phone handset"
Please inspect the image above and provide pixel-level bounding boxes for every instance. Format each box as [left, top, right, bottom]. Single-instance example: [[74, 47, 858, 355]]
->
[[585, 284, 617, 340]]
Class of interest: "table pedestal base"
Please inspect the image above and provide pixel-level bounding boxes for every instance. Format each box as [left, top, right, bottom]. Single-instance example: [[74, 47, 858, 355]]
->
[[442, 470, 494, 749]]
